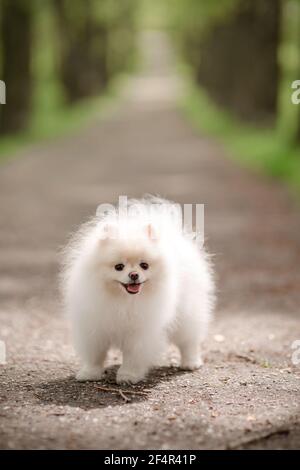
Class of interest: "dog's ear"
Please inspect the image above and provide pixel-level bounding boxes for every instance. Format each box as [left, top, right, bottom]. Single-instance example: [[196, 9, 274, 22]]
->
[[99, 223, 117, 241], [145, 223, 158, 241]]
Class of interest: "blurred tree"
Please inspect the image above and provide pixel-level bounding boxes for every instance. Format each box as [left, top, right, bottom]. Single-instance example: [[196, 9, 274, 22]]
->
[[283, 0, 300, 144], [172, 0, 281, 124], [296, 89, 300, 147], [0, 0, 34, 134], [106, 0, 137, 78], [198, 0, 281, 124], [296, 1, 300, 143], [53, 0, 108, 102], [52, 0, 137, 103]]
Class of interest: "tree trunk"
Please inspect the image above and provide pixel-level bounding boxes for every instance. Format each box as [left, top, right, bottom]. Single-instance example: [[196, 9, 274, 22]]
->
[[196, 0, 281, 124], [0, 0, 33, 134], [53, 0, 108, 103]]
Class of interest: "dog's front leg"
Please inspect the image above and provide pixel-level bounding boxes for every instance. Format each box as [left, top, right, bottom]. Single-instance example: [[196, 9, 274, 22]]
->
[[116, 334, 162, 384]]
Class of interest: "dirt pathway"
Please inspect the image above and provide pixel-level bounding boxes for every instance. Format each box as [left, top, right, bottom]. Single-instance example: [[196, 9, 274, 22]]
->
[[0, 32, 299, 449]]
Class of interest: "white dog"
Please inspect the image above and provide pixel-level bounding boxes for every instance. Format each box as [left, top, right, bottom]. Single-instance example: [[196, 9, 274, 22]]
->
[[61, 196, 215, 384]]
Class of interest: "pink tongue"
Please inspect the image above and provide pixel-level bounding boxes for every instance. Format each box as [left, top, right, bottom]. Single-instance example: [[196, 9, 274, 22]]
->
[[127, 283, 140, 293]]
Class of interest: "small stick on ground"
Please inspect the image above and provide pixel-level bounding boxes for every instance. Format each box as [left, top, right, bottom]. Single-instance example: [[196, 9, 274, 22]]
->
[[95, 385, 148, 396], [119, 389, 131, 402], [235, 354, 257, 364]]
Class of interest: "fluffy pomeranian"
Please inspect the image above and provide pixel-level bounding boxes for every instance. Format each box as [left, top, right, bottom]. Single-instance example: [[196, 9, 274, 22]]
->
[[61, 196, 215, 384]]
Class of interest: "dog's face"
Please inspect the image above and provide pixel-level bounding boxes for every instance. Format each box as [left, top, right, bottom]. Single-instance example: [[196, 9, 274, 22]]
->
[[96, 225, 165, 296]]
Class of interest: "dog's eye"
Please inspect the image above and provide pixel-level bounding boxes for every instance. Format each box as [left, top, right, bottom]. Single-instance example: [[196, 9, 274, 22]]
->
[[140, 262, 149, 270], [114, 263, 124, 271]]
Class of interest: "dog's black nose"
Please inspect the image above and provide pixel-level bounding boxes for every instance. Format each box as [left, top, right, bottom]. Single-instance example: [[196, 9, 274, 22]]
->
[[129, 272, 139, 281]]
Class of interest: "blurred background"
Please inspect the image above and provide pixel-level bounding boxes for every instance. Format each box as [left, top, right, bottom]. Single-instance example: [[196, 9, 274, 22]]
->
[[0, 0, 299, 192], [1, 1, 300, 450]]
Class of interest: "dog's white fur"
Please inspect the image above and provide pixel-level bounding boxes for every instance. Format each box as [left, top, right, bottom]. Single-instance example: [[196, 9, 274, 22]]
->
[[61, 196, 215, 384]]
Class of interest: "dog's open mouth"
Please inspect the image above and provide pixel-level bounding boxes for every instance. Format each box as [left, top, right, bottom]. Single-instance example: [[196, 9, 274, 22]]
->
[[121, 282, 144, 294]]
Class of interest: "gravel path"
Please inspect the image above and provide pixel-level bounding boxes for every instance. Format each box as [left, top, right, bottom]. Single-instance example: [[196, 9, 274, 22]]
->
[[0, 32, 299, 450]]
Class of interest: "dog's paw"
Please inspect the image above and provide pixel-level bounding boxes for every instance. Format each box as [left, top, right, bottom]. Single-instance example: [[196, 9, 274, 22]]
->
[[76, 365, 104, 382], [116, 368, 146, 384], [180, 356, 203, 371]]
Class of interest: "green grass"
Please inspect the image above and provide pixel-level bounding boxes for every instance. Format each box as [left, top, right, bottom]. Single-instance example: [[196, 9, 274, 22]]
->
[[175, 0, 300, 197], [0, 77, 124, 162], [181, 73, 300, 196]]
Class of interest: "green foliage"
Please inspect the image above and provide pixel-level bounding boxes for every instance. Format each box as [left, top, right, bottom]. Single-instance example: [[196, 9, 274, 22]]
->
[[171, 0, 300, 192], [182, 70, 300, 195], [0, 0, 131, 159], [52, 0, 138, 102], [138, 0, 170, 29], [0, 0, 137, 157], [169, 0, 239, 30]]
